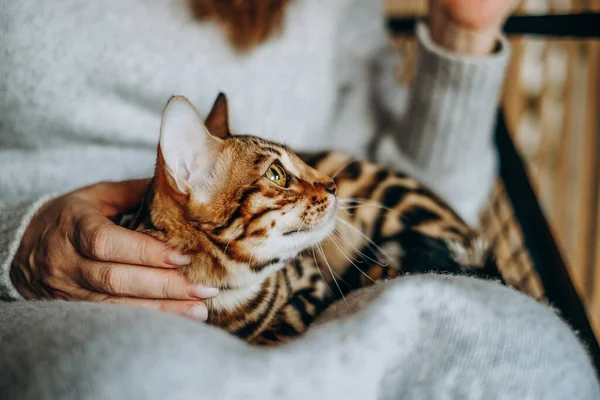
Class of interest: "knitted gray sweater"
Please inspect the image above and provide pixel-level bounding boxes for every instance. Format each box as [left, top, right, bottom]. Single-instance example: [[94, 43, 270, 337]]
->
[[0, 0, 509, 300], [2, 3, 599, 399]]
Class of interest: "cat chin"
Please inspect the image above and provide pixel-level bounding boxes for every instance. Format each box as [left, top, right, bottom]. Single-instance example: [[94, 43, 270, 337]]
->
[[209, 216, 337, 312], [238, 205, 338, 267], [280, 211, 338, 256]]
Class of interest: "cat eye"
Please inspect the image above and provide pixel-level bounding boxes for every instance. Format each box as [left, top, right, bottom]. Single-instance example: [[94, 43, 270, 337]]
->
[[264, 163, 288, 187]]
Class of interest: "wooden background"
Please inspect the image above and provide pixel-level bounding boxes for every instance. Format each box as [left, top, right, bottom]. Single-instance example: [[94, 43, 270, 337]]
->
[[385, 0, 600, 338]]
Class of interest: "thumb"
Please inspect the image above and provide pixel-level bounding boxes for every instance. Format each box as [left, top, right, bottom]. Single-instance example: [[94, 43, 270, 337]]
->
[[83, 179, 152, 217]]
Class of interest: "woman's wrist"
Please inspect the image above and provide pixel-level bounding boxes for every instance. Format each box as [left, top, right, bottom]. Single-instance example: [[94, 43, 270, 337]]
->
[[428, 10, 500, 56]]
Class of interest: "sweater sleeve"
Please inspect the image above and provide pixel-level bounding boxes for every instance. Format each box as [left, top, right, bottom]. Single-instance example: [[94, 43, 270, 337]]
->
[[0, 196, 54, 301], [334, 0, 511, 224], [379, 23, 511, 224], [394, 23, 511, 172]]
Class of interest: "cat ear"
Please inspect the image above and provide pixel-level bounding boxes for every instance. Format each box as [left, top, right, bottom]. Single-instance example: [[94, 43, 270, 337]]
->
[[159, 95, 222, 197], [204, 92, 232, 139]]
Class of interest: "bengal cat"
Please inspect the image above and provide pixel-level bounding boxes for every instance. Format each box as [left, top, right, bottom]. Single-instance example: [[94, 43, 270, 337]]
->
[[128, 94, 502, 345]]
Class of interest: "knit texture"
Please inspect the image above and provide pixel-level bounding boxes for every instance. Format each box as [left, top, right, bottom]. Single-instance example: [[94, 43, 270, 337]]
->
[[2, 4, 594, 397], [0, 197, 55, 300], [0, 0, 510, 300], [398, 24, 509, 172], [376, 24, 509, 225], [1, 275, 598, 399]]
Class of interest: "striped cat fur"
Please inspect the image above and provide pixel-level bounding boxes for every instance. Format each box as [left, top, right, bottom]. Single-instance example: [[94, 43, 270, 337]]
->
[[129, 94, 502, 345]]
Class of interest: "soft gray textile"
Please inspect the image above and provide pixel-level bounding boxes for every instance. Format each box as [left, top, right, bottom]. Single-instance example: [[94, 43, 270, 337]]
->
[[3, 2, 592, 398], [1, 275, 598, 400], [0, 0, 509, 299]]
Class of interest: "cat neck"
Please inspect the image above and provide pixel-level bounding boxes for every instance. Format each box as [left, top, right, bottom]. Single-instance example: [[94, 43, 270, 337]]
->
[[207, 281, 264, 312], [206, 258, 288, 312], [131, 180, 293, 312]]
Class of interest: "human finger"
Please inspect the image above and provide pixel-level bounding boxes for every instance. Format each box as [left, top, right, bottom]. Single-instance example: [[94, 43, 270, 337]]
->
[[76, 218, 191, 268], [80, 260, 218, 300]]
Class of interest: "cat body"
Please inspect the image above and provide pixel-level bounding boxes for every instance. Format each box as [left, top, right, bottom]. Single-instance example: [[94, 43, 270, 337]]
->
[[130, 94, 501, 345]]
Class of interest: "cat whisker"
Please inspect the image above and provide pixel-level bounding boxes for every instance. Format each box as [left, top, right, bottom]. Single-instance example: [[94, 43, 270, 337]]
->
[[339, 198, 384, 204], [340, 205, 394, 213], [333, 223, 390, 267], [327, 230, 362, 264], [307, 216, 329, 234], [328, 265, 352, 287], [338, 198, 396, 213], [330, 157, 357, 179], [340, 204, 393, 212], [338, 207, 355, 218], [339, 197, 381, 202], [317, 244, 347, 305], [332, 229, 388, 268], [316, 239, 353, 289], [247, 248, 256, 269], [294, 220, 306, 235], [311, 247, 334, 296], [319, 243, 352, 289], [224, 238, 234, 254], [328, 234, 375, 283]]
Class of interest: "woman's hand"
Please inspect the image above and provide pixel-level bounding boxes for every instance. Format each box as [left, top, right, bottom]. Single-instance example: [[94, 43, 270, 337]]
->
[[428, 0, 520, 55], [10, 180, 217, 321]]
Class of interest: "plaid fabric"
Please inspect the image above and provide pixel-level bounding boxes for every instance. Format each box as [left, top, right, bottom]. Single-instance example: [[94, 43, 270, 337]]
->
[[479, 181, 546, 303]]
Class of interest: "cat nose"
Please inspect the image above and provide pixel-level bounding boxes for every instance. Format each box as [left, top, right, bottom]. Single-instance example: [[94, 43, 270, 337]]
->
[[324, 180, 337, 195]]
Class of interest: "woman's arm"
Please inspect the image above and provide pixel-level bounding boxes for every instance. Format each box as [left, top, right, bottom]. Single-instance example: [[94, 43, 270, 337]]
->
[[388, 1, 518, 225], [335, 0, 516, 225], [387, 23, 510, 225]]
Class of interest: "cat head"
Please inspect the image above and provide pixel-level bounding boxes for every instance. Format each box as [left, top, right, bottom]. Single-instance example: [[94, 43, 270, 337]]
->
[[149, 94, 337, 287]]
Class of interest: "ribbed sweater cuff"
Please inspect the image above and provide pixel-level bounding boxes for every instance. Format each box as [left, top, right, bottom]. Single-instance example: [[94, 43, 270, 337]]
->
[[0, 196, 54, 301], [397, 22, 511, 172]]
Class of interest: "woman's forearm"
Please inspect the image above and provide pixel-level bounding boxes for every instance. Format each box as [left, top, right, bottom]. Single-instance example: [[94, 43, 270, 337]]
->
[[387, 23, 511, 225]]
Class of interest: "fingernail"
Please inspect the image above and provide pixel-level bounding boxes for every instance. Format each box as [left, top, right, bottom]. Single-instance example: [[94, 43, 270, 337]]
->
[[185, 305, 208, 322], [167, 252, 192, 266], [189, 286, 219, 299]]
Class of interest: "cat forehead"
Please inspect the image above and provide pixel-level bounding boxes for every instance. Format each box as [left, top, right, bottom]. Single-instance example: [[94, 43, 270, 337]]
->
[[233, 136, 299, 167], [233, 135, 289, 153]]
